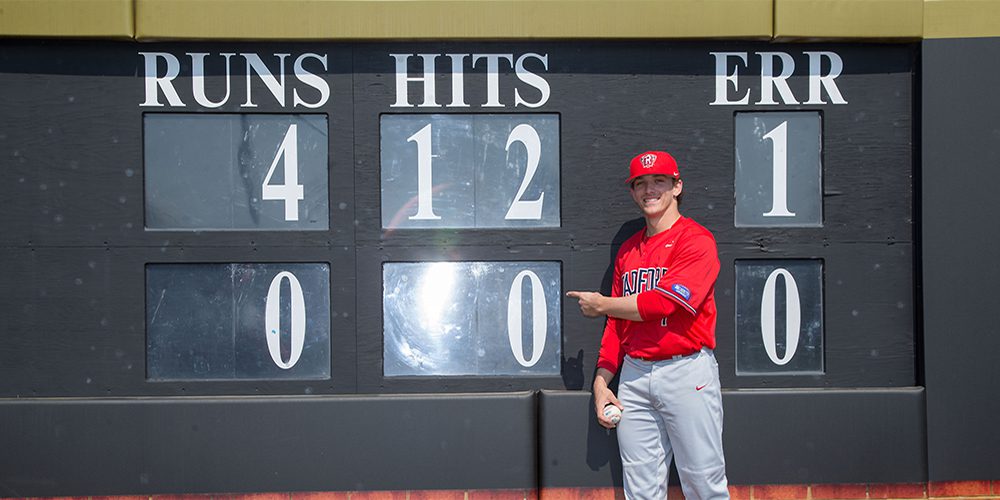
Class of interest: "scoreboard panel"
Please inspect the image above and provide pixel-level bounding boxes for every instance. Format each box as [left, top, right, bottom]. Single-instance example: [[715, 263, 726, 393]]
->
[[146, 262, 332, 381], [735, 259, 824, 376], [734, 112, 823, 228], [383, 261, 561, 377], [0, 41, 915, 398], [144, 114, 330, 230]]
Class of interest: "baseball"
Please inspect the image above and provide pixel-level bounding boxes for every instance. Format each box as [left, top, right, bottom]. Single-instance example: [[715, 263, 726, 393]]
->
[[603, 404, 622, 425]]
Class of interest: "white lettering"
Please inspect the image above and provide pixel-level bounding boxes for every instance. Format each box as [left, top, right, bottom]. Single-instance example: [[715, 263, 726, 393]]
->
[[709, 52, 750, 105], [757, 52, 799, 105], [139, 51, 330, 109], [446, 53, 469, 108], [189, 52, 234, 108], [140, 52, 184, 107], [805, 51, 848, 104], [292, 53, 330, 108], [389, 51, 551, 108], [710, 50, 848, 106], [514, 53, 550, 108], [473, 53, 514, 107], [390, 53, 438, 108], [242, 53, 289, 107]]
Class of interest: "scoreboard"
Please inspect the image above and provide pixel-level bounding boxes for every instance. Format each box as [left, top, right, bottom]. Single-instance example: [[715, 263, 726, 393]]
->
[[0, 41, 915, 396], [0, 37, 925, 494]]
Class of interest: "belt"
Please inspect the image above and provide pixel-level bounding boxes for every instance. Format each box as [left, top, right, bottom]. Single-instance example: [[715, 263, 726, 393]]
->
[[629, 349, 700, 362]]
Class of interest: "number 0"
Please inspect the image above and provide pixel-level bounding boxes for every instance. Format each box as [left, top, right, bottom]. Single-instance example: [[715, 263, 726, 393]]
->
[[760, 268, 801, 365], [265, 271, 306, 370], [507, 270, 547, 367]]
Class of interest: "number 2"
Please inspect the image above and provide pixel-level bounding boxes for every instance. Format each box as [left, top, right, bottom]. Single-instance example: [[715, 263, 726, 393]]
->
[[504, 124, 544, 220]]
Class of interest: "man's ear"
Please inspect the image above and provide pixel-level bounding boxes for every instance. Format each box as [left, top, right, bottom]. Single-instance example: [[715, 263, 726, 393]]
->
[[674, 178, 684, 196]]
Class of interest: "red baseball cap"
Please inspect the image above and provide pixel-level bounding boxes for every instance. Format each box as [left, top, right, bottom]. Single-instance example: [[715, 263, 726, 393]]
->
[[626, 150, 680, 184]]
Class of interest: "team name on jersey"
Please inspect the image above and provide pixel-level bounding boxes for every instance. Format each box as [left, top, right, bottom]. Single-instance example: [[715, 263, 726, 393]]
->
[[622, 267, 669, 297]]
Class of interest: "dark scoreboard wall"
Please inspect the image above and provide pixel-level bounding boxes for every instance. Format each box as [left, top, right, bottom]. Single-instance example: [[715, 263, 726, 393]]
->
[[0, 40, 920, 495], [922, 36, 1000, 482]]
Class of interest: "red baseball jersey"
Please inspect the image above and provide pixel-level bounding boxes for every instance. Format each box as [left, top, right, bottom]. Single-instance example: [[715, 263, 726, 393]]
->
[[596, 216, 720, 374]]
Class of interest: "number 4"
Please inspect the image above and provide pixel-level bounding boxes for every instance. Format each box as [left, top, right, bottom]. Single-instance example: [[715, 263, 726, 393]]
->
[[263, 124, 305, 221]]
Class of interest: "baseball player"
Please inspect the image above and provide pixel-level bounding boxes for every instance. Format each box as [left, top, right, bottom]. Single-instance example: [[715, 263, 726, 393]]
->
[[567, 150, 728, 500]]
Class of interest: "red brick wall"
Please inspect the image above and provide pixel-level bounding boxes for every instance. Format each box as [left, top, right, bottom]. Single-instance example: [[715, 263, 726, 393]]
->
[[12, 482, 1000, 500]]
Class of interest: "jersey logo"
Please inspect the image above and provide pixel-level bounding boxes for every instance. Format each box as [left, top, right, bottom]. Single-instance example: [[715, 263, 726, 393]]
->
[[622, 267, 669, 296], [696, 383, 708, 391], [672, 283, 691, 300]]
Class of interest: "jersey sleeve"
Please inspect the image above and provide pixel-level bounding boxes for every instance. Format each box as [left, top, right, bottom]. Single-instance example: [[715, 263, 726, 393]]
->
[[596, 259, 627, 374], [652, 233, 719, 315], [635, 290, 678, 321]]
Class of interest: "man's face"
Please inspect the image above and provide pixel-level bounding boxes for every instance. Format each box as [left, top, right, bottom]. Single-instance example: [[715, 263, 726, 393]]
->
[[630, 174, 682, 217]]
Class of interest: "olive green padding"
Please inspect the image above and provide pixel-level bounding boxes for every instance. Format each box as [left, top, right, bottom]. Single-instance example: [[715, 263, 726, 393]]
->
[[0, 0, 133, 38], [133, 0, 773, 40], [2, 0, 999, 41], [924, 0, 1000, 39], [774, 0, 923, 39]]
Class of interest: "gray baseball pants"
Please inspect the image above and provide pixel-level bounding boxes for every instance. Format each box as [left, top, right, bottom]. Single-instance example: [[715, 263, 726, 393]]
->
[[617, 348, 729, 500]]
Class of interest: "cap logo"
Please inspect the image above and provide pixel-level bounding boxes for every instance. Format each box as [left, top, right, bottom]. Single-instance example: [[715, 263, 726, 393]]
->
[[640, 153, 657, 169]]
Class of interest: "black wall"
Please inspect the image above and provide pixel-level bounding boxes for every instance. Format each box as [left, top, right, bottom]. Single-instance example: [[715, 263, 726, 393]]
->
[[0, 394, 537, 497], [0, 40, 931, 496], [922, 37, 1000, 481]]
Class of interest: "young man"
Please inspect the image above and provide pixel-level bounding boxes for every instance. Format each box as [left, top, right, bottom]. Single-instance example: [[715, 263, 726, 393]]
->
[[567, 151, 729, 500]]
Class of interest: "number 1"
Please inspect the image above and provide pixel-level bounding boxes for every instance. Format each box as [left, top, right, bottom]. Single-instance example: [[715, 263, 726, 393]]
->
[[407, 124, 441, 220], [762, 121, 795, 217]]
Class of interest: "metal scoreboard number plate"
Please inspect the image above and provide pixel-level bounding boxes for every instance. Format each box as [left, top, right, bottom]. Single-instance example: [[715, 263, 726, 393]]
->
[[144, 114, 329, 230], [380, 114, 560, 229], [733, 113, 826, 378], [735, 260, 824, 376], [382, 262, 561, 377], [735, 112, 823, 228], [146, 263, 331, 381]]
